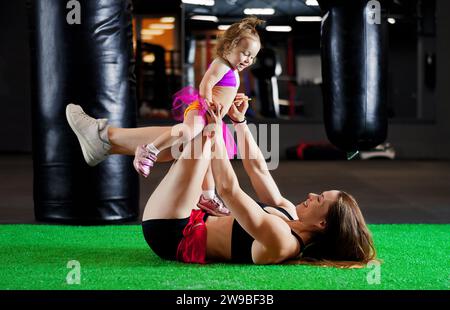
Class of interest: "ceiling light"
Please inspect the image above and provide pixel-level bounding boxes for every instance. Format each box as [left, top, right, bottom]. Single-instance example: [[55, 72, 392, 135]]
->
[[306, 0, 319, 6], [190, 15, 219, 22], [387, 18, 396, 24], [218, 25, 231, 31], [141, 29, 164, 36], [150, 24, 175, 30], [266, 25, 292, 32], [295, 16, 322, 22], [160, 17, 175, 23], [182, 0, 214, 6], [243, 8, 275, 15], [143, 53, 156, 63]]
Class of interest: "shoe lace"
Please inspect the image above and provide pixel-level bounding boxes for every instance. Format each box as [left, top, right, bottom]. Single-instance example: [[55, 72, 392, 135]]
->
[[76, 111, 98, 127], [211, 196, 228, 212]]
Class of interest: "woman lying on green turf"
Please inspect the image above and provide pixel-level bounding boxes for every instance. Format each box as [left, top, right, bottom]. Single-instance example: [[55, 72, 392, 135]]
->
[[142, 101, 377, 267], [66, 100, 376, 267]]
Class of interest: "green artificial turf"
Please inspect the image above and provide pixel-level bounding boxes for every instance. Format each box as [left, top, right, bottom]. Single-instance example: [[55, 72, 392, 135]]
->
[[0, 224, 448, 290]]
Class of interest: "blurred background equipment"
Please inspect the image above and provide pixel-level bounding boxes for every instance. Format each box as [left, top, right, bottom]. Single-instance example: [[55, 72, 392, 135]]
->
[[251, 48, 282, 118]]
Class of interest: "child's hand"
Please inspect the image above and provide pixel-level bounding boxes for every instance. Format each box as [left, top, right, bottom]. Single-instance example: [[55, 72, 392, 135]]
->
[[228, 95, 249, 122], [233, 93, 249, 107]]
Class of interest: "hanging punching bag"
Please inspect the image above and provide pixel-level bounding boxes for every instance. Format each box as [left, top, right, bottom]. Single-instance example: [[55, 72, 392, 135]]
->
[[319, 0, 388, 151], [28, 0, 139, 223]]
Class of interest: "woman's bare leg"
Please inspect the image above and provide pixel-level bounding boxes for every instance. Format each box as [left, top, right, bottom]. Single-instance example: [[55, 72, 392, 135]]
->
[[142, 132, 212, 220], [109, 110, 205, 162], [108, 126, 169, 155], [108, 126, 178, 162]]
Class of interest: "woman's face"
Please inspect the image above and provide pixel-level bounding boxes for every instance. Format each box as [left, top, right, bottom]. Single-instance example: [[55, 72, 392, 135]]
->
[[296, 190, 340, 231], [225, 37, 260, 71]]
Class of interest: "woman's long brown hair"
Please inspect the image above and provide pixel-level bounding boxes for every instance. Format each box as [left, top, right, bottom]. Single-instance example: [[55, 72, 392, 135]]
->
[[290, 191, 377, 268]]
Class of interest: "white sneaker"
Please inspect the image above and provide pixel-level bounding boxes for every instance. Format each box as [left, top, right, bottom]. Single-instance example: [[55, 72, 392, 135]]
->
[[66, 103, 111, 166]]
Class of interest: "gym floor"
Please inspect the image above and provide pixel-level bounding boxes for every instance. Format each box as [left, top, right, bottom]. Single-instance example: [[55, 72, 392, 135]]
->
[[2, 155, 449, 291], [1, 154, 449, 224]]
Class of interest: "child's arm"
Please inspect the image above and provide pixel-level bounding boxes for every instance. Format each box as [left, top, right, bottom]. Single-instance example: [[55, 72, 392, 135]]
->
[[199, 59, 230, 104]]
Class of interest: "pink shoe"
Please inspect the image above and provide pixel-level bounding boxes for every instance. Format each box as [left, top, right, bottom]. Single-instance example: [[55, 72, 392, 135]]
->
[[197, 194, 231, 217], [133, 144, 158, 178]]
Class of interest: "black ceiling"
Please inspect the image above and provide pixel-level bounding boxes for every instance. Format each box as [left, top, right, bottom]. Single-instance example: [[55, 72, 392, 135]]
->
[[132, 0, 425, 20], [131, 0, 430, 35], [184, 0, 321, 21], [182, 0, 423, 19], [183, 0, 425, 30]]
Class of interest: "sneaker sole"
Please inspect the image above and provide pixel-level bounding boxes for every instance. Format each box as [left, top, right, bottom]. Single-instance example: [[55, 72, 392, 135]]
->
[[66, 104, 103, 167]]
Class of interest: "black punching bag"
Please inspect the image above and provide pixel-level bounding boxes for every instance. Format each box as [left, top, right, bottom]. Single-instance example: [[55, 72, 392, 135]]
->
[[28, 0, 139, 223], [319, 0, 388, 151]]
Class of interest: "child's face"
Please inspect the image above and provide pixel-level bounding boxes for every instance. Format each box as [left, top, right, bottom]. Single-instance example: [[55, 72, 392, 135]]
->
[[225, 37, 260, 71]]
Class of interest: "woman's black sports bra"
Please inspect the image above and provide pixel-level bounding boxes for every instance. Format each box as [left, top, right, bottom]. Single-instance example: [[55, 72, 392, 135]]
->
[[231, 202, 305, 263]]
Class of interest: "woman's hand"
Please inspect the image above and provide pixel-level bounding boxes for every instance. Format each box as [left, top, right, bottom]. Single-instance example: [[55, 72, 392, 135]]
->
[[205, 101, 224, 138], [203, 97, 212, 109], [228, 93, 249, 122]]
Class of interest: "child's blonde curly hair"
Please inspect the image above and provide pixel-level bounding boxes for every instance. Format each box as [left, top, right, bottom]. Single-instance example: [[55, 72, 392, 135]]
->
[[216, 16, 264, 58]]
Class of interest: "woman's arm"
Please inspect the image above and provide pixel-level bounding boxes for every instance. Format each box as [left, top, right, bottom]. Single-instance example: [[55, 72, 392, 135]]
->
[[228, 102, 295, 209], [206, 105, 292, 261]]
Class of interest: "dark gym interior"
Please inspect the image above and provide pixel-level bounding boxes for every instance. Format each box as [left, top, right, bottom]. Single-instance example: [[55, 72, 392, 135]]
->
[[1, 0, 449, 224]]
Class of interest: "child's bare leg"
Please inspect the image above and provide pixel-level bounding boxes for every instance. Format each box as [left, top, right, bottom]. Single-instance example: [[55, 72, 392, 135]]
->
[[202, 164, 215, 192], [197, 161, 230, 216], [149, 110, 205, 152], [134, 110, 206, 177]]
